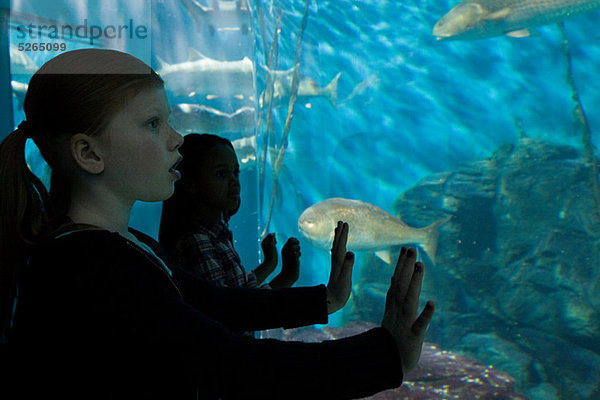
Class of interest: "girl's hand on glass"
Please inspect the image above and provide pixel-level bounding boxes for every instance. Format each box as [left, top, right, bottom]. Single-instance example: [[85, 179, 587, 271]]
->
[[381, 247, 435, 373], [254, 233, 278, 284], [261, 233, 278, 273], [326, 221, 354, 314], [280, 237, 301, 285]]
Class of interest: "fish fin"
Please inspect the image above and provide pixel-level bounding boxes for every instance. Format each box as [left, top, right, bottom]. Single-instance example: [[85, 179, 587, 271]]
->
[[486, 7, 510, 20], [420, 236, 438, 266], [188, 47, 207, 61], [506, 29, 530, 38], [154, 55, 169, 71], [420, 215, 452, 265], [375, 250, 393, 264], [324, 72, 341, 109]]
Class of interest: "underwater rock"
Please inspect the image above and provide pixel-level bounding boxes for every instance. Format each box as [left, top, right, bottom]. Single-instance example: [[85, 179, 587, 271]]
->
[[262, 321, 528, 399], [350, 138, 600, 399]]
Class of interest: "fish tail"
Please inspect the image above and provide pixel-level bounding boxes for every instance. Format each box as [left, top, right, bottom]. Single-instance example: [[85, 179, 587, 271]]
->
[[154, 55, 169, 71], [420, 215, 451, 265], [325, 72, 341, 108]]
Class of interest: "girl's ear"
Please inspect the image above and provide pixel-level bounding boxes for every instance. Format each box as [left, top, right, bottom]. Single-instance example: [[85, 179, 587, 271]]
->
[[71, 133, 104, 174]]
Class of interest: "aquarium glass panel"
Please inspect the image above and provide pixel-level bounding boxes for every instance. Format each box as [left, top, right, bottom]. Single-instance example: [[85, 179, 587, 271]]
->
[[3, 0, 600, 399]]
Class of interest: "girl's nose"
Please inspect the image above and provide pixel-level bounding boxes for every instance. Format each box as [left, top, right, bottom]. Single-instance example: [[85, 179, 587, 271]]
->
[[169, 125, 184, 151]]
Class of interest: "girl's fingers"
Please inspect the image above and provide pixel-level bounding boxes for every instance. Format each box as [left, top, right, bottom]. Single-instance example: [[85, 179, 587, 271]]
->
[[403, 262, 424, 319], [391, 247, 407, 284], [341, 251, 354, 279], [392, 248, 418, 300], [331, 221, 341, 253], [339, 222, 349, 254], [263, 233, 276, 245], [411, 301, 435, 337], [331, 222, 348, 259]]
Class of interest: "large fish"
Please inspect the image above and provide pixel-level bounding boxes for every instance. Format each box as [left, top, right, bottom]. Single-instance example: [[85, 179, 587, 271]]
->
[[156, 48, 255, 98], [170, 103, 256, 134], [261, 68, 341, 108], [298, 198, 450, 264], [433, 0, 600, 41]]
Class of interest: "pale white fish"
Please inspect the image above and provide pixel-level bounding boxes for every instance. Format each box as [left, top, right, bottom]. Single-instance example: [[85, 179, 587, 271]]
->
[[156, 48, 255, 98], [261, 67, 341, 108], [298, 198, 450, 264], [433, 0, 600, 41], [170, 103, 256, 135]]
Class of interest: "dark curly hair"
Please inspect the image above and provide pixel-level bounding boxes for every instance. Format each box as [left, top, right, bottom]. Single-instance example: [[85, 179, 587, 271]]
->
[[159, 133, 238, 256]]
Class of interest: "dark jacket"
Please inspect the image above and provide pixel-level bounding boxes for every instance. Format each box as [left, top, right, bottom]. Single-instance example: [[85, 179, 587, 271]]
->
[[7, 229, 402, 399]]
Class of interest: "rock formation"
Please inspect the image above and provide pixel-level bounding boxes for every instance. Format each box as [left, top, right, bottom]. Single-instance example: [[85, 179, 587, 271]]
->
[[349, 139, 600, 399]]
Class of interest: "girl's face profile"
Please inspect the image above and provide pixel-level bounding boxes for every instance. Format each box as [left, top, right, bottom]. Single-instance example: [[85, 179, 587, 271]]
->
[[195, 143, 241, 219], [98, 86, 183, 204]]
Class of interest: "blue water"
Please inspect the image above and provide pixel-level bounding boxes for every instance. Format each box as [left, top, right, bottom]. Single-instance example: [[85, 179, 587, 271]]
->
[[250, 2, 600, 399], [253, 0, 599, 281], [6, 0, 600, 398]]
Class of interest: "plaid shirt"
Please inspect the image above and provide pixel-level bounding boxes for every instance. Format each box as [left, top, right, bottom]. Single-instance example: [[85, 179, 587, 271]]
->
[[173, 221, 259, 289]]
